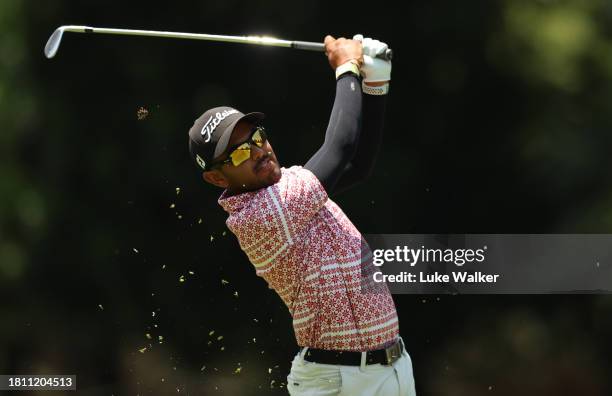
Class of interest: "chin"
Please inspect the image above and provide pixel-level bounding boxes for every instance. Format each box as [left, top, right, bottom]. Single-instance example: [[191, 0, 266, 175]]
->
[[259, 171, 281, 188], [268, 175, 281, 186], [270, 164, 282, 183], [255, 160, 281, 185]]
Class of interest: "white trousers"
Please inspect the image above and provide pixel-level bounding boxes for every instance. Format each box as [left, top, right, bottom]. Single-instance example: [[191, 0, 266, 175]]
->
[[286, 338, 416, 396]]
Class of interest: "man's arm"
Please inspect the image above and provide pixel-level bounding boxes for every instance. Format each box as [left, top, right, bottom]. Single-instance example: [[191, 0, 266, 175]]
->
[[332, 36, 392, 195], [304, 35, 364, 193], [304, 73, 363, 193], [332, 91, 387, 195], [306, 35, 392, 196]]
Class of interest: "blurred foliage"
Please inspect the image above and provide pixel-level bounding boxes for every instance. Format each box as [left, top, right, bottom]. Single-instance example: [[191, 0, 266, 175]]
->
[[495, 1, 599, 91], [488, 0, 612, 231], [0, 0, 611, 395], [0, 0, 46, 283]]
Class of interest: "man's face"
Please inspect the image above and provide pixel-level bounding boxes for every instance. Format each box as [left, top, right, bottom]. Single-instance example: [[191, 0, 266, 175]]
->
[[202, 120, 281, 194]]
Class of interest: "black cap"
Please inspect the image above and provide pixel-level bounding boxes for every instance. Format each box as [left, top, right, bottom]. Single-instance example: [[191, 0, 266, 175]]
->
[[188, 106, 265, 171]]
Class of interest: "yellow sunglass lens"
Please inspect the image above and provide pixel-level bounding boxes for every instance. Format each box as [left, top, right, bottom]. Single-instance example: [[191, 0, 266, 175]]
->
[[230, 144, 251, 166], [252, 129, 264, 146], [225, 128, 266, 167]]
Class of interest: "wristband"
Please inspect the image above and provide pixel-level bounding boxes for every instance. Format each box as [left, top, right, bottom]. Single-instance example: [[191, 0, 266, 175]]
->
[[362, 82, 390, 95], [335, 60, 361, 80]]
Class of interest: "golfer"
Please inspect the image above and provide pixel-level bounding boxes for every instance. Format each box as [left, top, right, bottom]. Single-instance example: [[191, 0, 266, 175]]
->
[[188, 34, 416, 395]]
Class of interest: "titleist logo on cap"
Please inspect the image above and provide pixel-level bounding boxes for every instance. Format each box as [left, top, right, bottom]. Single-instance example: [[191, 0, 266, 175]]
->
[[201, 109, 239, 142]]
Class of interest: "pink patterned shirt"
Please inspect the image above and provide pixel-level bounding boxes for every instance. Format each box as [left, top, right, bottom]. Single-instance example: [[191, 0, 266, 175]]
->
[[218, 166, 399, 351]]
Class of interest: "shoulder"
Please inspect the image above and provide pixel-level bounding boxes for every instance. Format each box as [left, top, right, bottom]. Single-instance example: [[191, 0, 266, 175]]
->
[[274, 166, 328, 206], [275, 166, 326, 197], [281, 165, 320, 184]]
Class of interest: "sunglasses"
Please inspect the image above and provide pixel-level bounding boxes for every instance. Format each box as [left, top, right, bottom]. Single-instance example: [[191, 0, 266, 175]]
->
[[211, 125, 268, 169]]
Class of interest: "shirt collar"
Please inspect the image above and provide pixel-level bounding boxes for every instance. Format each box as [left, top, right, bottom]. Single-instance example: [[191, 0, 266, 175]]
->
[[217, 167, 288, 214], [218, 188, 258, 213]]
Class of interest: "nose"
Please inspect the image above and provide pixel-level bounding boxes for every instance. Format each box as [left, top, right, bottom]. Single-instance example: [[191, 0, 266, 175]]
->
[[251, 144, 267, 162]]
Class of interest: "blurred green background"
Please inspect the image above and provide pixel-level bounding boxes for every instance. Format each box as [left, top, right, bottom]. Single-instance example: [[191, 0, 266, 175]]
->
[[1, 0, 612, 394]]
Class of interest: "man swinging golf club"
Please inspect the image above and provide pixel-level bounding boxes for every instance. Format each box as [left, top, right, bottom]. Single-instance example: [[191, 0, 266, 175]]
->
[[188, 34, 416, 395]]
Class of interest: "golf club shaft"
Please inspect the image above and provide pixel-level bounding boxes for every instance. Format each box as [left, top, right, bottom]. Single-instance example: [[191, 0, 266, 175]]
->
[[48, 25, 393, 60]]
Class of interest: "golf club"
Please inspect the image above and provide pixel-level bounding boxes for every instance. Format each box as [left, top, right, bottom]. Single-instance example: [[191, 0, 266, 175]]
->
[[44, 25, 394, 60]]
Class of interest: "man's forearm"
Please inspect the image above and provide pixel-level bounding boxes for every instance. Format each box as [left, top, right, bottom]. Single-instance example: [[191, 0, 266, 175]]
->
[[304, 74, 362, 193], [333, 92, 387, 195]]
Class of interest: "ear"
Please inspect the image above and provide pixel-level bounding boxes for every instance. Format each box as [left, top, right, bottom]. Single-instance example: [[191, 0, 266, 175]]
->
[[202, 169, 229, 188]]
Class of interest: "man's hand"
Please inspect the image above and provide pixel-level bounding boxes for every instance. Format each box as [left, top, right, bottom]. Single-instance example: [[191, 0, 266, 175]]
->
[[324, 35, 363, 70], [353, 34, 391, 86]]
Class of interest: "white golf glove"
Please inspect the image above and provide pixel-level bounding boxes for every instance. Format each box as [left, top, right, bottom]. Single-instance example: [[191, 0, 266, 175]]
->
[[353, 34, 392, 83]]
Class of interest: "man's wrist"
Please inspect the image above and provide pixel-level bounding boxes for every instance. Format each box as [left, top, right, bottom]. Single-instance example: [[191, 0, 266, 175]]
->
[[335, 60, 361, 80]]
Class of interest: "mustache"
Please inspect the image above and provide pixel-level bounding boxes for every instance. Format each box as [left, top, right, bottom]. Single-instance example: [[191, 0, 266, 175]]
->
[[254, 152, 273, 171]]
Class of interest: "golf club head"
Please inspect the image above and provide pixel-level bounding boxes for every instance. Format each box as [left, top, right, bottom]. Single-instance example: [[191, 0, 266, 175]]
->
[[44, 27, 64, 58]]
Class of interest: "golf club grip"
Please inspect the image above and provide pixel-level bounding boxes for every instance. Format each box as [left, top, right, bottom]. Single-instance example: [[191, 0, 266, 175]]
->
[[292, 41, 393, 61]]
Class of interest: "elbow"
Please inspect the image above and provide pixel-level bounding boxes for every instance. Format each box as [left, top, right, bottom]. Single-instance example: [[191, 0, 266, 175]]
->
[[351, 161, 376, 184], [355, 165, 374, 184], [339, 139, 359, 162], [361, 165, 375, 181]]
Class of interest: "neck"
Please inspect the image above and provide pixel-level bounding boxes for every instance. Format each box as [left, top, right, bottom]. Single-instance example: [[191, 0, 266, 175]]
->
[[225, 185, 254, 197]]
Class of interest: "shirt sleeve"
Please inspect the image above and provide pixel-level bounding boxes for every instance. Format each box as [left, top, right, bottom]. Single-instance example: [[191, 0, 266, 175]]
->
[[332, 92, 387, 195], [304, 74, 362, 193]]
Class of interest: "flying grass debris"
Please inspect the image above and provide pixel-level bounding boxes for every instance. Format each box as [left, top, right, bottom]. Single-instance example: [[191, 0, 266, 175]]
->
[[137, 106, 149, 120]]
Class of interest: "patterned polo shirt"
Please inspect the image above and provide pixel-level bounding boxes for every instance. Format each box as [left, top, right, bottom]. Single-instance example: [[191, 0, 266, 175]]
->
[[218, 165, 399, 351]]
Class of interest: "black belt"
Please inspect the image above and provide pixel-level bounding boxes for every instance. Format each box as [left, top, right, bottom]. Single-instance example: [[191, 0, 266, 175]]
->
[[299, 339, 403, 366]]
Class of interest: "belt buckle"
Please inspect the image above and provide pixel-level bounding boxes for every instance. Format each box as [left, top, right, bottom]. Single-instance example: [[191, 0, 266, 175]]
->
[[384, 342, 401, 365]]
